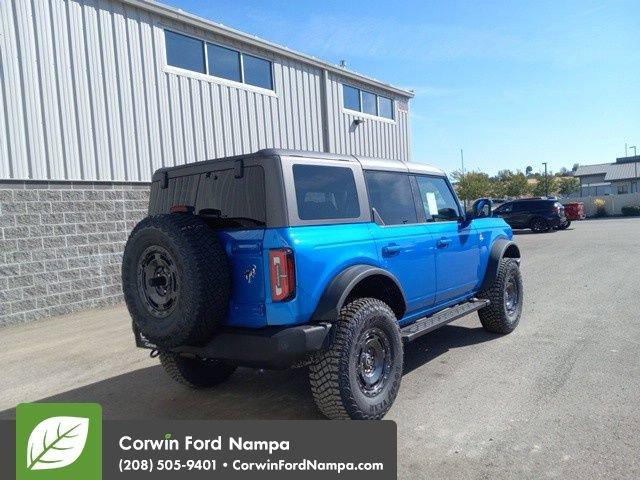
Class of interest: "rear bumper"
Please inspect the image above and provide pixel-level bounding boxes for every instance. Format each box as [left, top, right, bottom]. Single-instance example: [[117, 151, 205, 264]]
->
[[134, 323, 332, 370]]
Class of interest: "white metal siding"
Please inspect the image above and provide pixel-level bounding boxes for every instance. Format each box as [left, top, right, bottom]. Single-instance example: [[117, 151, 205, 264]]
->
[[0, 0, 412, 182]]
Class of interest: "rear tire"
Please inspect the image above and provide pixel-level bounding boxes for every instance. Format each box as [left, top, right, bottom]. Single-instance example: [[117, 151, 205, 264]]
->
[[159, 352, 237, 388], [530, 217, 549, 233], [558, 219, 571, 230], [478, 258, 523, 334], [309, 298, 403, 420]]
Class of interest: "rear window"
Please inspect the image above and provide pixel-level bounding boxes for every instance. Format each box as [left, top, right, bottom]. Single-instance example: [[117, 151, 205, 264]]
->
[[195, 165, 266, 226], [293, 165, 360, 220]]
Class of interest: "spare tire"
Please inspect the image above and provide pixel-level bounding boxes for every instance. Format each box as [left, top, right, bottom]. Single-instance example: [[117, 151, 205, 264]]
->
[[122, 214, 230, 348]]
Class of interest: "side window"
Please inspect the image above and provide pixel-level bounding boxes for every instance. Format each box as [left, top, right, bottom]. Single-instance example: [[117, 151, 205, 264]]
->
[[497, 203, 513, 214], [415, 176, 460, 222], [365, 171, 418, 225], [292, 165, 360, 220]]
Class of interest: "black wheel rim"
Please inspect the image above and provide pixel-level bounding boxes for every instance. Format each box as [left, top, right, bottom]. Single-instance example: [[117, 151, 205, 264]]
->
[[137, 245, 179, 318], [356, 327, 392, 397], [504, 273, 520, 318]]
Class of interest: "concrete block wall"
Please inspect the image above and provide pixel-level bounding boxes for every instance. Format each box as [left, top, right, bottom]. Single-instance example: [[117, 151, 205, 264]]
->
[[0, 181, 150, 326]]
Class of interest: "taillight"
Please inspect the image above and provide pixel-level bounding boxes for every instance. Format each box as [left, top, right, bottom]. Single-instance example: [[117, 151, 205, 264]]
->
[[269, 249, 295, 302]]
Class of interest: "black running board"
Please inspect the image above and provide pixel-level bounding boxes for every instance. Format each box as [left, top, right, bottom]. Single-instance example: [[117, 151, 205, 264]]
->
[[401, 298, 490, 342]]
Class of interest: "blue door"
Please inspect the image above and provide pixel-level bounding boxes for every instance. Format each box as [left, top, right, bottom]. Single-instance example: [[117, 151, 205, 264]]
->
[[414, 175, 481, 305], [365, 171, 437, 314]]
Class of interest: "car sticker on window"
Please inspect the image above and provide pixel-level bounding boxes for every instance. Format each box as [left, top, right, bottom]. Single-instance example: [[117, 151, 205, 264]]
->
[[426, 192, 439, 216]]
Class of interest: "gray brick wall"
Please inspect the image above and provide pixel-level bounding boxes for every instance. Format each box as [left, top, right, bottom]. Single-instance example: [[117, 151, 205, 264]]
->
[[0, 181, 150, 326]]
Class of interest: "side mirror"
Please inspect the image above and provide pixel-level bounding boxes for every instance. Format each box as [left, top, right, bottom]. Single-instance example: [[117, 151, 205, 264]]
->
[[471, 198, 493, 219]]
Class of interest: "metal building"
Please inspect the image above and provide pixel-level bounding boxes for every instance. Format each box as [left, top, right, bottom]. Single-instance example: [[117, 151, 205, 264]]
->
[[0, 0, 413, 325]]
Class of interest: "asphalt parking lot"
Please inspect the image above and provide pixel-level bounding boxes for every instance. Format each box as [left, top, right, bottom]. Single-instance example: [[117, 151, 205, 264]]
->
[[1, 217, 639, 478]]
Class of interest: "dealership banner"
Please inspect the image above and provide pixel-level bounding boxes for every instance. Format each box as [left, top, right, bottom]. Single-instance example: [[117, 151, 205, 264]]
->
[[1, 404, 396, 479]]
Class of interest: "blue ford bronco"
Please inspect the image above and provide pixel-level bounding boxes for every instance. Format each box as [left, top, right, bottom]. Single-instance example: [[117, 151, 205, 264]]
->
[[122, 149, 523, 420]]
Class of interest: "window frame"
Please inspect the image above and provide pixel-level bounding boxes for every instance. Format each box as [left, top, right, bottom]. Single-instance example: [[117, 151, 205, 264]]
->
[[163, 29, 275, 94], [412, 174, 463, 224], [342, 84, 396, 121]]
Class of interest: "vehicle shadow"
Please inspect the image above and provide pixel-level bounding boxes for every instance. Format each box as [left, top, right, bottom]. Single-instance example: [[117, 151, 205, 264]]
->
[[512, 229, 557, 235], [0, 326, 498, 420]]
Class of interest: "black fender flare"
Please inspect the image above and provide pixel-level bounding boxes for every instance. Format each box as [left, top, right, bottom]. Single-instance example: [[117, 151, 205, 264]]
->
[[311, 265, 408, 322], [480, 239, 521, 291]]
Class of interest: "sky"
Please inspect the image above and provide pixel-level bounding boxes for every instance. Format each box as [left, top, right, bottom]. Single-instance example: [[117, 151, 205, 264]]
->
[[163, 0, 639, 175]]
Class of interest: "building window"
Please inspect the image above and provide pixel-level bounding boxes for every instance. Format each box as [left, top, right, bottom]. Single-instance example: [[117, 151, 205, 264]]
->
[[343, 85, 361, 111], [207, 43, 241, 82], [165, 30, 205, 73], [243, 54, 273, 90], [378, 96, 393, 119], [342, 84, 394, 119], [362, 91, 377, 115], [618, 184, 629, 194], [165, 30, 274, 90]]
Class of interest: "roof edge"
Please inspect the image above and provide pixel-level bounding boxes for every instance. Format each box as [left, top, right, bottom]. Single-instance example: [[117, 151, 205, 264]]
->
[[121, 0, 414, 98]]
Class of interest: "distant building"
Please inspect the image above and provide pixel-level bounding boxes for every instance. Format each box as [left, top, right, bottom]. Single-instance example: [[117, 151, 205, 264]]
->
[[572, 156, 640, 196]]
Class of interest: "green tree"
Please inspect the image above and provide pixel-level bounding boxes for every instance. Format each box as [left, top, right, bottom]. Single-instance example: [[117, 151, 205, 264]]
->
[[532, 175, 558, 197], [497, 171, 530, 198], [557, 176, 580, 196], [451, 170, 494, 201]]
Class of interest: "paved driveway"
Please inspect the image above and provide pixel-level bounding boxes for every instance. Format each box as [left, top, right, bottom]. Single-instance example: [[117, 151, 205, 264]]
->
[[2, 217, 639, 479]]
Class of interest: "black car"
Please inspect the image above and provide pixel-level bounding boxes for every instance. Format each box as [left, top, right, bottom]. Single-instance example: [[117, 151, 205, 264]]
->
[[493, 199, 568, 232]]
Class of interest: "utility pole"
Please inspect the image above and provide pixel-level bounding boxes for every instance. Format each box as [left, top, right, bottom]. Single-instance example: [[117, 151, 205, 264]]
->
[[460, 149, 467, 209], [542, 162, 549, 197], [631, 146, 639, 193]]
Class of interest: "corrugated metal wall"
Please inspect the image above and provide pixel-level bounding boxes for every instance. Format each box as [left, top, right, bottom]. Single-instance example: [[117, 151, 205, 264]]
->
[[0, 0, 411, 182]]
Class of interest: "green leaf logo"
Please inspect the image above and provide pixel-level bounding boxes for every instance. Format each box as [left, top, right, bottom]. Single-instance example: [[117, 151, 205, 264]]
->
[[26, 416, 89, 470]]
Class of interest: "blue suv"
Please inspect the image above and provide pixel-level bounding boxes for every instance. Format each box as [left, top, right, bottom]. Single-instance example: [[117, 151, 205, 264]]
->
[[122, 149, 523, 420]]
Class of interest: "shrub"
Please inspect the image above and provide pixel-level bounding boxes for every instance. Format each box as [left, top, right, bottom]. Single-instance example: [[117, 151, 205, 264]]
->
[[594, 198, 607, 217], [621, 205, 640, 216]]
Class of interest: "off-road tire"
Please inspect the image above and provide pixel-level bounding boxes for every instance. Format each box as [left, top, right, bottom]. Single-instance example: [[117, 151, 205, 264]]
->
[[122, 214, 230, 348], [308, 298, 403, 420], [530, 217, 550, 233], [478, 258, 523, 334], [159, 352, 237, 388]]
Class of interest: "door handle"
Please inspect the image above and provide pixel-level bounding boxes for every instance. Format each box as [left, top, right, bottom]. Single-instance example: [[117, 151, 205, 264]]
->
[[437, 237, 452, 248], [382, 244, 401, 256]]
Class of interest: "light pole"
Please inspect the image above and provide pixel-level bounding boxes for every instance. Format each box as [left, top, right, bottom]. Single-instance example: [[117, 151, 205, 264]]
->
[[631, 146, 638, 193], [542, 162, 548, 197]]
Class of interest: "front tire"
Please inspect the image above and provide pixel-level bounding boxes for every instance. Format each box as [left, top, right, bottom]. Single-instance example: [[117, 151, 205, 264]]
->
[[159, 352, 237, 388], [558, 219, 571, 230], [309, 298, 403, 420], [478, 258, 523, 334]]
